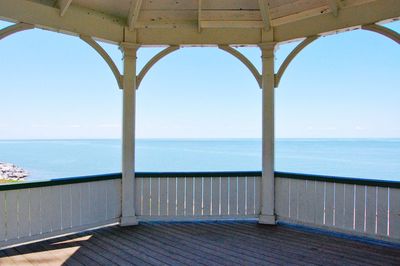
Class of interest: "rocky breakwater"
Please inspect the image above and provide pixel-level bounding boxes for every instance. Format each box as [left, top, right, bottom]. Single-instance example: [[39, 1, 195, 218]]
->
[[0, 162, 28, 181]]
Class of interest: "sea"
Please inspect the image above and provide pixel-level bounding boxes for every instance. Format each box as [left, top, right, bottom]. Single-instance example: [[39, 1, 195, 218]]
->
[[0, 139, 399, 182]]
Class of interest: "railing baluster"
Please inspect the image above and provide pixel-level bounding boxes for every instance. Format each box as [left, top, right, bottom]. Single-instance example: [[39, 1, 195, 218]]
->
[[376, 187, 388, 236], [203, 177, 211, 216], [365, 186, 377, 234], [355, 185, 366, 232], [389, 187, 400, 238], [177, 178, 185, 216]]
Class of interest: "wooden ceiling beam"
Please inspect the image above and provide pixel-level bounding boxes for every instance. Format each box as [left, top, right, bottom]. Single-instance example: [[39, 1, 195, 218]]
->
[[128, 0, 143, 31], [258, 0, 271, 31], [327, 0, 339, 17], [1, 0, 399, 45], [198, 0, 202, 33], [57, 0, 72, 17]]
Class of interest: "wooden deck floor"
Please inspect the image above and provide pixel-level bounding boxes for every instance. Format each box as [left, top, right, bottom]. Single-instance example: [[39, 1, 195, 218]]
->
[[0, 221, 399, 265]]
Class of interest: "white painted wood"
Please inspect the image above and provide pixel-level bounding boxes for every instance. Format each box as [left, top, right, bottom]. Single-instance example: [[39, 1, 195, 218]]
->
[[255, 176, 261, 215], [61, 185, 72, 230], [389, 188, 400, 238], [325, 182, 334, 226], [40, 187, 53, 234], [246, 176, 256, 215], [128, 0, 143, 31], [177, 178, 185, 216], [80, 183, 91, 225], [50, 186, 62, 232], [259, 43, 276, 224], [238, 177, 246, 215], [5, 191, 18, 240], [327, 0, 339, 17], [297, 179, 307, 222], [30, 187, 42, 236], [275, 36, 319, 88], [314, 181, 325, 225], [258, 0, 271, 31], [137, 46, 179, 88], [151, 178, 159, 216], [135, 178, 142, 216], [0, 180, 121, 248], [305, 180, 316, 224], [220, 177, 229, 215], [211, 177, 220, 216], [365, 186, 377, 235], [0, 22, 34, 41], [229, 177, 238, 215], [362, 23, 400, 45], [1, 218, 119, 250], [142, 178, 151, 216], [0, 192, 6, 241], [218, 45, 262, 88], [90, 182, 102, 222], [344, 184, 355, 230], [334, 183, 345, 228], [355, 185, 366, 233], [168, 177, 177, 216], [1, 0, 398, 45], [275, 177, 289, 218], [114, 179, 122, 218], [376, 187, 388, 236], [70, 183, 81, 227], [120, 43, 139, 226], [289, 179, 299, 219], [57, 0, 73, 16], [203, 177, 212, 216], [185, 177, 194, 216], [18, 189, 30, 238], [159, 178, 168, 216], [194, 177, 203, 216]]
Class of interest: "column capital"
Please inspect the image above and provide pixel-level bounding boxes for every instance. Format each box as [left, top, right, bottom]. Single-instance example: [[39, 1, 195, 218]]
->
[[258, 42, 277, 58], [119, 42, 140, 58]]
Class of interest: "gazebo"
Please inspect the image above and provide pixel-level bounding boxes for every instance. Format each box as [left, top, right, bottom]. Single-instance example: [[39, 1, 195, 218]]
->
[[0, 0, 400, 264]]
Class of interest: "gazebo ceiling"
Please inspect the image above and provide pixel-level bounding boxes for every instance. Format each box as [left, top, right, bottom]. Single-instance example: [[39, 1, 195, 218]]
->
[[0, 0, 399, 45]]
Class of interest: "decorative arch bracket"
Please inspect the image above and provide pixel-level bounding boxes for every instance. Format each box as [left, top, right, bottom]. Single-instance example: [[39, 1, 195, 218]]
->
[[218, 45, 262, 88], [80, 35, 123, 90], [136, 45, 180, 89], [0, 22, 34, 41], [274, 35, 319, 88], [361, 23, 400, 45]]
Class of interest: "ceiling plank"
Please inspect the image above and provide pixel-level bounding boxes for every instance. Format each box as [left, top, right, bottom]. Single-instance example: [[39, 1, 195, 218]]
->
[[57, 0, 72, 17], [198, 0, 202, 33], [327, 0, 339, 17], [258, 0, 271, 31], [1, 0, 399, 45], [128, 0, 143, 31]]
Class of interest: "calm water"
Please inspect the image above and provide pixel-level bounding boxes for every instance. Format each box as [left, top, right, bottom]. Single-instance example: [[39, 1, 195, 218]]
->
[[0, 139, 399, 181]]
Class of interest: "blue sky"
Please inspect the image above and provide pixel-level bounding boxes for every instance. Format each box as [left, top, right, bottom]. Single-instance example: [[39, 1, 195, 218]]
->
[[0, 20, 399, 139]]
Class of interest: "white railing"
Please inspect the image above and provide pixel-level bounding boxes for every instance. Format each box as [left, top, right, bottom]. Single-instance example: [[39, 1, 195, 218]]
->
[[275, 173, 400, 241], [135, 172, 262, 221], [0, 174, 122, 248]]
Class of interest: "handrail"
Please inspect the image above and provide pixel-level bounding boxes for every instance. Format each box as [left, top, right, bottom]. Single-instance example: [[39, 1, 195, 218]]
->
[[275, 172, 400, 189], [136, 171, 262, 178], [1, 171, 399, 191], [0, 173, 122, 191]]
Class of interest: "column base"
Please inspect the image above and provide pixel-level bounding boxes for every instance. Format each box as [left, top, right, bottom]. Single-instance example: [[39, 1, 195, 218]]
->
[[120, 216, 139, 226], [259, 214, 276, 225]]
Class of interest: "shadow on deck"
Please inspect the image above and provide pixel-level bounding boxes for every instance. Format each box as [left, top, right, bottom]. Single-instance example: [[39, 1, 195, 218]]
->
[[1, 221, 399, 265]]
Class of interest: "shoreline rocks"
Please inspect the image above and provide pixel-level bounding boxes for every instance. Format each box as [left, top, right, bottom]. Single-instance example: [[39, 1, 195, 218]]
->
[[0, 162, 28, 181]]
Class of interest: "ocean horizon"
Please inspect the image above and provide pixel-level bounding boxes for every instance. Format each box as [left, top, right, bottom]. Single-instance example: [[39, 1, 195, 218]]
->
[[0, 138, 399, 182]]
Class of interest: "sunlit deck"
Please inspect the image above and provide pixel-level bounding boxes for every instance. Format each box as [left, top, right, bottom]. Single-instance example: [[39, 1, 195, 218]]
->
[[1, 221, 399, 265]]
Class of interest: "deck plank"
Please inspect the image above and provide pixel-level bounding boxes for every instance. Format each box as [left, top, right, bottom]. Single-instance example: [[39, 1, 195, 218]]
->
[[0, 221, 399, 265]]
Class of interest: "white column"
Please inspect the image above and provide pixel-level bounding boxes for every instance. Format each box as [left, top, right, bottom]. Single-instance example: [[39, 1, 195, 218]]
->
[[259, 42, 276, 225], [120, 42, 139, 226]]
